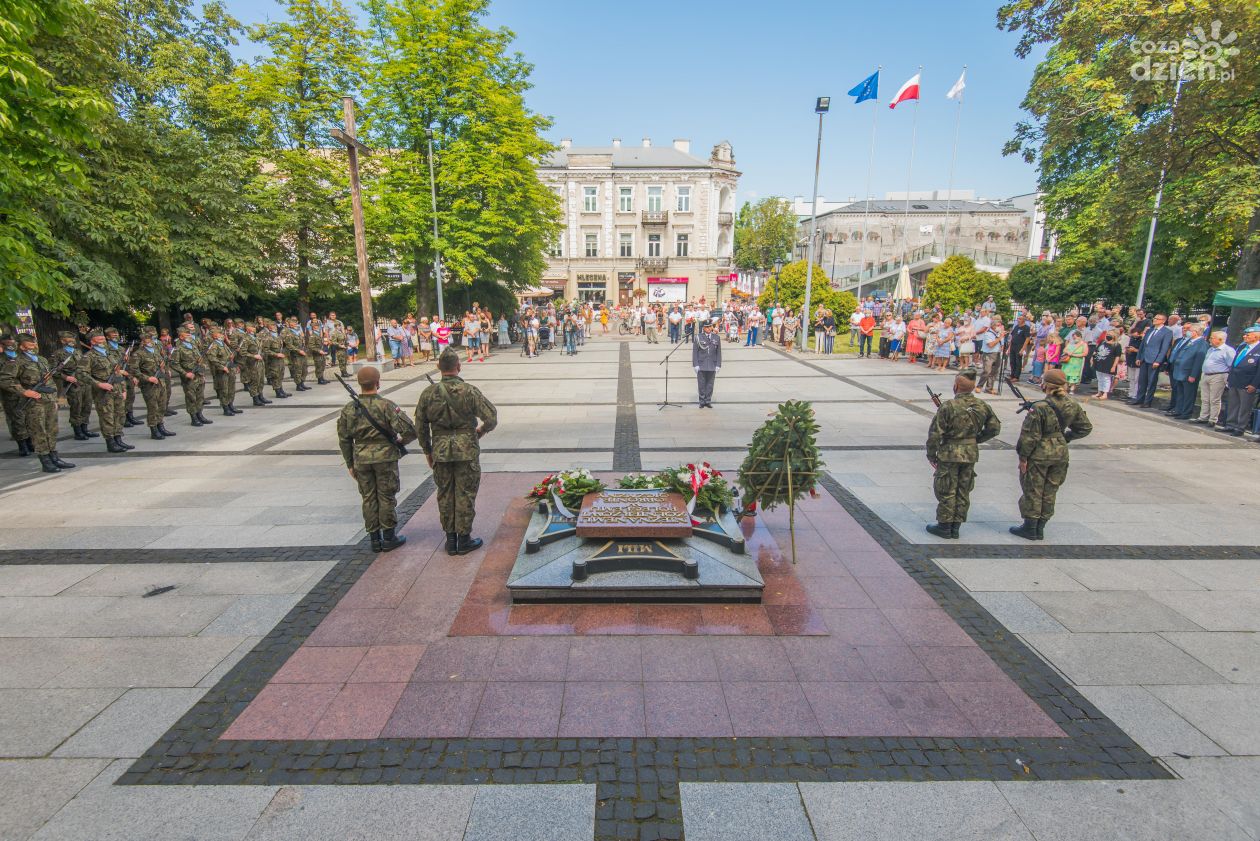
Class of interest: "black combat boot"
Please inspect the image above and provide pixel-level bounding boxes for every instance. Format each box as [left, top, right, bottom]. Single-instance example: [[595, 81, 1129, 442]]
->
[[106, 436, 126, 453], [453, 534, 483, 555], [258, 394, 272, 404], [196, 411, 212, 424], [114, 435, 135, 450], [296, 383, 310, 391], [1009, 519, 1041, 540], [23, 438, 34, 455], [38, 454, 61, 473], [83, 425, 99, 438], [369, 531, 383, 552], [1035, 519, 1047, 540], [150, 426, 164, 440], [190, 413, 204, 427], [16, 438, 31, 456], [164, 408, 178, 417], [925, 522, 955, 539], [445, 533, 458, 555], [50, 451, 75, 469], [317, 377, 329, 385], [125, 411, 140, 427], [157, 423, 175, 437], [950, 523, 961, 539], [221, 405, 233, 416], [380, 528, 406, 552], [252, 394, 265, 406], [275, 388, 290, 398], [73, 424, 89, 441]]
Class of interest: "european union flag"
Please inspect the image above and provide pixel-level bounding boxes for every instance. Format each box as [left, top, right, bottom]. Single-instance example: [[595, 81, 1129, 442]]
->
[[848, 70, 879, 104]]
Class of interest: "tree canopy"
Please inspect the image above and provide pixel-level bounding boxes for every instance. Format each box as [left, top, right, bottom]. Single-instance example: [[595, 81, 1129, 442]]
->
[[923, 255, 1013, 320], [755, 260, 858, 324], [734, 198, 796, 272]]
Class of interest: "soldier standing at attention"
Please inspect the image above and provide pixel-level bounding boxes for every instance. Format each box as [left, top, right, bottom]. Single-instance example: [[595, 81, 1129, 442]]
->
[[54, 331, 96, 441], [337, 366, 417, 552], [205, 325, 241, 416], [1, 335, 31, 456], [132, 331, 175, 439], [307, 313, 330, 385], [327, 313, 349, 377], [283, 317, 310, 391], [416, 348, 498, 555], [81, 330, 132, 452], [171, 325, 213, 427], [925, 369, 1001, 539], [261, 320, 290, 399], [0, 334, 74, 473], [1010, 368, 1092, 540], [238, 321, 269, 407]]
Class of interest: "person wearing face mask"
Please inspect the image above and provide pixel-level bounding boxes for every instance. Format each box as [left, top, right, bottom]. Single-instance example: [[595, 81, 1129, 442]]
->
[[0, 334, 74, 473], [52, 331, 97, 441], [0, 335, 31, 456]]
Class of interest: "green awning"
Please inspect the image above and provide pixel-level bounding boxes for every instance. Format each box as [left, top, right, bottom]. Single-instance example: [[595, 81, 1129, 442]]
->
[[1212, 288, 1260, 307]]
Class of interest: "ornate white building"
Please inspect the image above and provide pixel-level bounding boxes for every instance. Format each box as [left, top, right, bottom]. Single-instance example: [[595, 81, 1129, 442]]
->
[[536, 138, 740, 306]]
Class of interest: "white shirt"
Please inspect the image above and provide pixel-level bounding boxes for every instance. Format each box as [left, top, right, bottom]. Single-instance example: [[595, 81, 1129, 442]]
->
[[849, 311, 863, 329]]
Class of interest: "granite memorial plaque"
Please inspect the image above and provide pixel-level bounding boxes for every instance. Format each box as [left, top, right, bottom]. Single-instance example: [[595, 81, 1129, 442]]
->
[[575, 489, 692, 538]]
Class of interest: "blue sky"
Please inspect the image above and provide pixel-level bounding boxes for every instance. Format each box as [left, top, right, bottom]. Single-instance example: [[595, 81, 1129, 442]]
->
[[220, 0, 1046, 205]]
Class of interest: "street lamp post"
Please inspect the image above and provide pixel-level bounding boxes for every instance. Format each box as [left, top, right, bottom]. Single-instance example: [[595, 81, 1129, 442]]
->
[[425, 127, 445, 321], [330, 96, 378, 364], [803, 96, 829, 352], [772, 258, 783, 307]]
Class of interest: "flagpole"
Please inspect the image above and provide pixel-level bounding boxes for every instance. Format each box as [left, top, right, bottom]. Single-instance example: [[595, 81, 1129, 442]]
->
[[943, 65, 965, 260], [803, 96, 830, 353], [1136, 65, 1185, 310], [857, 66, 881, 299], [899, 66, 923, 270]]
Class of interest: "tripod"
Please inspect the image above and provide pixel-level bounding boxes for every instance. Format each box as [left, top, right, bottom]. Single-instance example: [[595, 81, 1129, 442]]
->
[[658, 336, 686, 410]]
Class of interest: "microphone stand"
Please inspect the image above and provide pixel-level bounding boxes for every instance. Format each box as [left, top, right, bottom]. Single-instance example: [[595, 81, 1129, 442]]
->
[[658, 336, 686, 410]]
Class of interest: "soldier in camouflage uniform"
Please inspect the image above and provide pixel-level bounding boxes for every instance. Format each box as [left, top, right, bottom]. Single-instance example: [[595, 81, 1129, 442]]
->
[[53, 331, 96, 441], [337, 366, 418, 552], [327, 312, 349, 377], [925, 369, 1001, 539], [306, 314, 329, 385], [0, 335, 75, 473], [99, 327, 139, 430], [261, 320, 290, 398], [415, 348, 498, 555], [282, 317, 310, 391], [171, 325, 213, 426], [132, 331, 175, 439], [1, 334, 31, 456], [80, 330, 133, 452], [1011, 368, 1093, 540], [205, 325, 241, 416], [238, 321, 270, 406]]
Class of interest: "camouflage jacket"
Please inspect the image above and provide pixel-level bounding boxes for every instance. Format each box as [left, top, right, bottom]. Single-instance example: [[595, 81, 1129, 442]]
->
[[1016, 393, 1093, 463], [0, 352, 55, 404], [926, 393, 1001, 464], [415, 375, 498, 463], [205, 340, 233, 374], [282, 328, 306, 355], [304, 325, 324, 354], [51, 346, 82, 388], [237, 333, 262, 360], [169, 341, 206, 378], [79, 346, 119, 386], [337, 394, 418, 467], [260, 331, 286, 359], [329, 323, 347, 347], [131, 344, 165, 380]]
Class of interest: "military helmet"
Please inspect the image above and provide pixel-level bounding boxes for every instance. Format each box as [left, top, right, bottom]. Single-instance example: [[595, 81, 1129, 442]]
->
[[1042, 369, 1067, 386]]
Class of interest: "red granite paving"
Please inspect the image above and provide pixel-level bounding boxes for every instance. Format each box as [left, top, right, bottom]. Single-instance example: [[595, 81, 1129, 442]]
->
[[222, 473, 1066, 741]]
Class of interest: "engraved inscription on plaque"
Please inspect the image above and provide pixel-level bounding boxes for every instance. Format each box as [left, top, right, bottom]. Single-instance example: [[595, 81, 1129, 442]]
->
[[575, 490, 692, 538], [572, 539, 699, 581]]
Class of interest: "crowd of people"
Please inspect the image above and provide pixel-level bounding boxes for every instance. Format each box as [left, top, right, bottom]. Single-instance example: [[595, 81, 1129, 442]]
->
[[380, 306, 515, 368]]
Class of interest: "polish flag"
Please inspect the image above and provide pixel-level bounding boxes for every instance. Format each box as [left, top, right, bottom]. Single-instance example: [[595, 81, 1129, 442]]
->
[[889, 73, 921, 109]]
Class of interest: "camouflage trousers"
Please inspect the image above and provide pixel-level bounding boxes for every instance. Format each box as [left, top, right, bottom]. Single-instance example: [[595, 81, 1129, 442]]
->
[[1018, 459, 1069, 520], [932, 461, 976, 524], [93, 385, 126, 437], [241, 359, 263, 397], [330, 347, 348, 376], [25, 396, 57, 454], [354, 459, 401, 533], [288, 353, 307, 386], [65, 383, 92, 427], [212, 370, 236, 406], [2, 392, 26, 442], [266, 358, 286, 390], [313, 352, 327, 380], [126, 379, 137, 413], [179, 375, 206, 417], [433, 459, 481, 534], [139, 381, 167, 426]]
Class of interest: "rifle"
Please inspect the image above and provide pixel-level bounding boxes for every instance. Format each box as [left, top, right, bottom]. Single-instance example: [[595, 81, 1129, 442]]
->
[[335, 373, 408, 457], [106, 341, 137, 385], [19, 352, 78, 408], [925, 384, 943, 409], [1007, 382, 1039, 414]]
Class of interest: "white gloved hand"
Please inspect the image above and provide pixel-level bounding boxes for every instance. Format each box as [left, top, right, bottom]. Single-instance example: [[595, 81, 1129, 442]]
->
[[694, 366, 700, 372], [716, 367, 720, 373]]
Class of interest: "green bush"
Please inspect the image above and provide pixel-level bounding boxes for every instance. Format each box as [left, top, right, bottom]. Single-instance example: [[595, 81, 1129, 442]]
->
[[756, 260, 857, 324]]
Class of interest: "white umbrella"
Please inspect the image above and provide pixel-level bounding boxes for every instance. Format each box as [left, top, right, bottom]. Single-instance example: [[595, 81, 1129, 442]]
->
[[893, 265, 913, 301]]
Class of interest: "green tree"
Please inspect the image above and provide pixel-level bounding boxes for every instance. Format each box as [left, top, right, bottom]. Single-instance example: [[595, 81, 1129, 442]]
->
[[0, 0, 109, 316], [999, 0, 1260, 336], [1007, 260, 1067, 312], [755, 260, 857, 324], [224, 0, 364, 320], [362, 0, 561, 316], [924, 256, 1013, 320], [734, 197, 796, 271]]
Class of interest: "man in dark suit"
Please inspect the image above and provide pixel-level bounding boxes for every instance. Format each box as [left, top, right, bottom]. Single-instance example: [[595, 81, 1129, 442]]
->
[[1129, 313, 1173, 407], [1222, 324, 1260, 436], [1167, 324, 1208, 419]]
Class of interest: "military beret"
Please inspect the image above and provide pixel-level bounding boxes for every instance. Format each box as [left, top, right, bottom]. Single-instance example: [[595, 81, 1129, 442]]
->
[[438, 347, 461, 367], [88, 330, 105, 339], [176, 325, 192, 335], [104, 326, 119, 335], [16, 333, 36, 343], [209, 325, 224, 335], [958, 367, 978, 381], [1043, 369, 1067, 386], [0, 335, 13, 343], [58, 330, 76, 339]]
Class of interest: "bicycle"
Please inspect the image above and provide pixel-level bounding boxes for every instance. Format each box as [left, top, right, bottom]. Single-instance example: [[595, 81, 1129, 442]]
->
[[617, 320, 634, 337]]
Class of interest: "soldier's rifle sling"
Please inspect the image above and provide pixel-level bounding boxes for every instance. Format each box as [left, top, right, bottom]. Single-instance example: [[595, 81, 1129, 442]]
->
[[336, 373, 408, 457]]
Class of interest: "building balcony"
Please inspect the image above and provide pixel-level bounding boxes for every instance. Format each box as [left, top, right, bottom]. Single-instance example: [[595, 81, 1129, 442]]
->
[[637, 256, 669, 270], [641, 210, 669, 225], [718, 212, 733, 226]]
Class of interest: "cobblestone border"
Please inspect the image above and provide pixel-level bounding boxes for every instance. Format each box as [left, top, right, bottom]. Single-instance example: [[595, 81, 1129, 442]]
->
[[116, 472, 1171, 841]]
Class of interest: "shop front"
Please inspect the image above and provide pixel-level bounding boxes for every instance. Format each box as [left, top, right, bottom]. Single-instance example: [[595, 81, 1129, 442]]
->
[[617, 272, 637, 306], [576, 273, 607, 305], [646, 277, 689, 304], [540, 277, 568, 302]]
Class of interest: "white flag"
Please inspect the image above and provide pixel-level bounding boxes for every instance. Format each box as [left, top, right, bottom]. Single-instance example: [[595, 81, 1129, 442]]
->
[[946, 70, 966, 100]]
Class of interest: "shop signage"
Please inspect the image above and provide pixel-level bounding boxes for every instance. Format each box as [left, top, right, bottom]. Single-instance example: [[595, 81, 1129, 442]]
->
[[646, 277, 689, 284]]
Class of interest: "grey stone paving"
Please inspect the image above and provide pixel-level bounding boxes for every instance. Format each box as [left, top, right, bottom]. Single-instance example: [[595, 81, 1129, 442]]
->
[[799, 780, 1034, 841], [679, 783, 816, 841], [463, 785, 596, 841], [53, 689, 204, 759], [244, 785, 476, 841]]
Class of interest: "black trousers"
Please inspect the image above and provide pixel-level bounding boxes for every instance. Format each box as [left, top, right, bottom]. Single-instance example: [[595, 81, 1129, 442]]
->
[[1008, 349, 1024, 380], [696, 370, 715, 406]]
